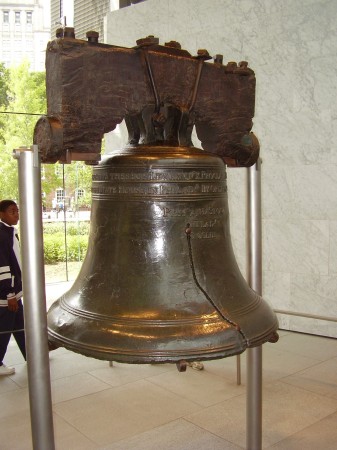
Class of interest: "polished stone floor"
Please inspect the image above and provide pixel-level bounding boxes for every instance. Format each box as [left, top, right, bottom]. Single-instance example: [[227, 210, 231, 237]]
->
[[0, 282, 336, 449]]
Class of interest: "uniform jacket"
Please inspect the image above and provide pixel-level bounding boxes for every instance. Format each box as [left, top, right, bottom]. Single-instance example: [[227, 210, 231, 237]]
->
[[0, 222, 22, 306]]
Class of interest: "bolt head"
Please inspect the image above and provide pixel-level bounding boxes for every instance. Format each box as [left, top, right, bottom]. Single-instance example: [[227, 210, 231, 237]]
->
[[165, 40, 181, 49], [136, 36, 159, 46]]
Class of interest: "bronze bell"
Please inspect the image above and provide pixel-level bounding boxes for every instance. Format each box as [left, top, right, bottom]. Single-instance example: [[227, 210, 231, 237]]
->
[[36, 33, 278, 365], [47, 144, 278, 364]]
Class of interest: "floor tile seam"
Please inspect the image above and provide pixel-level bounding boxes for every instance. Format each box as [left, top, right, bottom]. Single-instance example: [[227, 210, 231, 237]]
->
[[264, 355, 335, 379], [50, 370, 114, 391], [52, 410, 99, 447], [86, 370, 179, 390], [261, 417, 327, 449], [0, 376, 27, 391], [278, 377, 337, 402], [146, 366, 236, 384], [102, 418, 197, 449], [263, 411, 337, 449], [86, 370, 128, 388], [201, 371, 241, 385], [264, 345, 324, 363], [0, 406, 31, 422], [0, 383, 29, 402], [144, 377, 204, 407], [278, 330, 337, 340], [49, 367, 111, 382], [262, 362, 334, 384], [183, 415, 245, 449], [269, 349, 337, 363], [274, 379, 337, 408], [51, 384, 116, 407], [276, 335, 337, 353], [279, 356, 337, 377], [145, 374, 246, 407]]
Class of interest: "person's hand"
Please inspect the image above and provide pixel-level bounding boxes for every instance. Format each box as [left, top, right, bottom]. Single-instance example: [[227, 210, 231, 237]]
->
[[7, 297, 18, 312]]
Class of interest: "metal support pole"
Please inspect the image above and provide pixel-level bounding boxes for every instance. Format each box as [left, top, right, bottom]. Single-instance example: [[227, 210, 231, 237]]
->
[[14, 146, 55, 450], [236, 354, 241, 385], [246, 159, 263, 450]]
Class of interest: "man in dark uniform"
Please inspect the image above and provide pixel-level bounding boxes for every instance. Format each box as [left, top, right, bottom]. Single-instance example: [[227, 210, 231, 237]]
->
[[0, 200, 26, 375]]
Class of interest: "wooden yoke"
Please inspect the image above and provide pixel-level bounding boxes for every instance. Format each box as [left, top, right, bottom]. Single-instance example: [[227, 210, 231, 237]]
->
[[34, 30, 259, 166]]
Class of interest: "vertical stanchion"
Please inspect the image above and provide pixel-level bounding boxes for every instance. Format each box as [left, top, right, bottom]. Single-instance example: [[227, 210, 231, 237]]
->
[[14, 146, 55, 450], [236, 354, 241, 385], [246, 158, 263, 450]]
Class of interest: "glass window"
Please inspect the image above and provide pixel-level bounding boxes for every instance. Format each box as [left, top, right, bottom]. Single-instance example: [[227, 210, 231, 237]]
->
[[3, 11, 9, 23], [13, 51, 21, 63], [14, 39, 21, 50], [15, 11, 20, 24], [3, 52, 10, 67], [75, 188, 85, 201], [43, 163, 92, 284], [56, 188, 65, 203], [26, 11, 32, 24], [3, 40, 10, 50]]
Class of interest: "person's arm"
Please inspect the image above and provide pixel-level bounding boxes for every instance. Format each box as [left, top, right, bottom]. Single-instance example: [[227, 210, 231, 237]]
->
[[0, 236, 17, 306]]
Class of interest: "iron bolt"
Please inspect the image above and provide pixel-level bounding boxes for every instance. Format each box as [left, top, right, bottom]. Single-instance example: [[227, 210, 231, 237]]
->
[[197, 49, 209, 57], [214, 54, 223, 64], [136, 35, 159, 46], [63, 27, 75, 38], [55, 28, 63, 38], [165, 40, 181, 49], [86, 30, 99, 43], [226, 61, 237, 72], [195, 49, 212, 61]]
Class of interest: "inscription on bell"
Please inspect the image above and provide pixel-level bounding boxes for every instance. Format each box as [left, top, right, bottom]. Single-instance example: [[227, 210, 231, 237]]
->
[[92, 169, 225, 182], [92, 183, 226, 196], [194, 231, 217, 239], [161, 206, 226, 217]]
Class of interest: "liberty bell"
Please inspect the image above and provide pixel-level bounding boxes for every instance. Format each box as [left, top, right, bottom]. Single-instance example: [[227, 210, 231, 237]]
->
[[34, 31, 278, 366]]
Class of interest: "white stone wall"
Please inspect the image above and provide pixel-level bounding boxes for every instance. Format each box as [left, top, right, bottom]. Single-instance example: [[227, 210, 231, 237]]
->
[[104, 0, 337, 337]]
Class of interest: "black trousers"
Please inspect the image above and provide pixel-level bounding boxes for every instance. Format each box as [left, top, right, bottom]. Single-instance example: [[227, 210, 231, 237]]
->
[[0, 300, 26, 364]]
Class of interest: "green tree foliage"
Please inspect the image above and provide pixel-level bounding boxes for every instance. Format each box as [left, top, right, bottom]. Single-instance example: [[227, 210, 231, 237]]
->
[[0, 60, 46, 199], [3, 60, 46, 149], [0, 62, 9, 107], [0, 62, 10, 144], [0, 60, 93, 205]]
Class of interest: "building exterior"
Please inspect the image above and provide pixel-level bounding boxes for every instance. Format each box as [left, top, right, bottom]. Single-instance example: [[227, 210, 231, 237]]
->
[[50, 0, 110, 42], [49, 1, 147, 42], [0, 0, 50, 71]]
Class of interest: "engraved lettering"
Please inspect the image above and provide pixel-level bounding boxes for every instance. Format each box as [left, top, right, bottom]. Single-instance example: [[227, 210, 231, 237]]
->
[[201, 184, 225, 193], [93, 170, 225, 183], [92, 173, 109, 181], [118, 185, 159, 195], [162, 207, 171, 217], [91, 186, 118, 194], [201, 171, 221, 180], [195, 231, 217, 239], [160, 185, 180, 195], [191, 219, 218, 228], [159, 206, 226, 217]]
